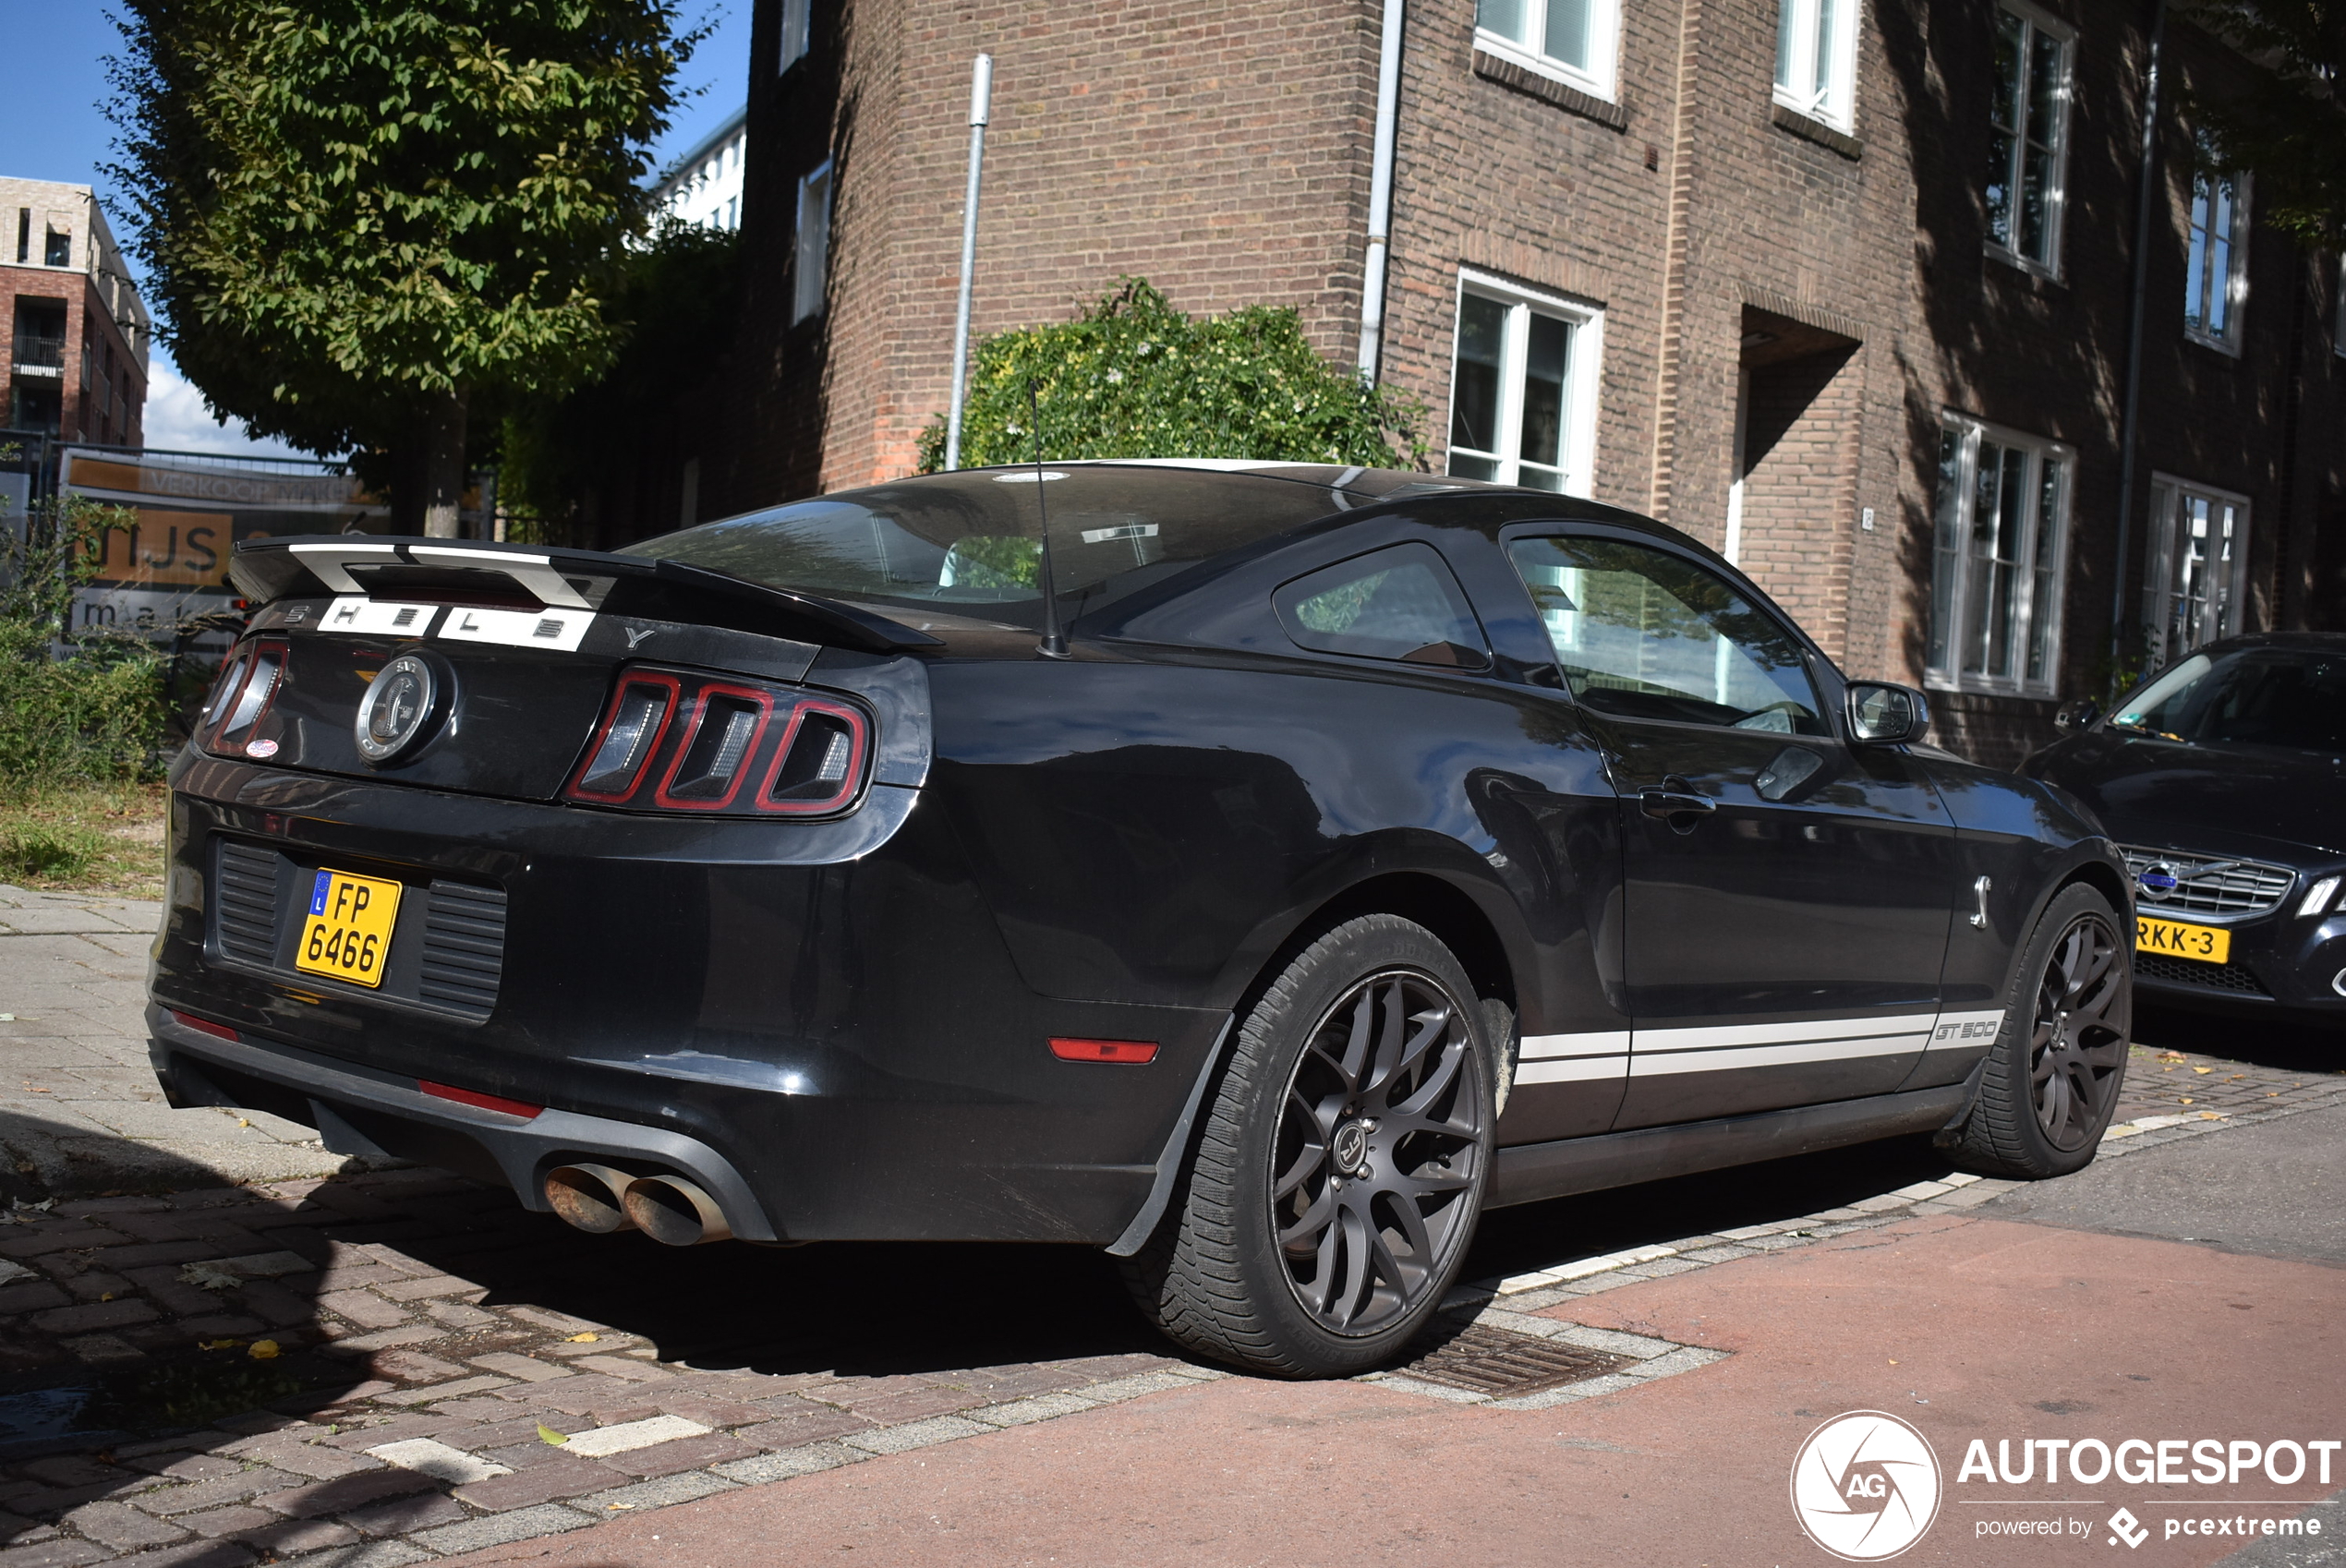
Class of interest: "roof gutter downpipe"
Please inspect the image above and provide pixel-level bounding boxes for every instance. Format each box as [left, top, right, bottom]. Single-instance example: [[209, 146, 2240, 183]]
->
[[1355, 0, 1406, 383], [2108, 0, 2166, 696]]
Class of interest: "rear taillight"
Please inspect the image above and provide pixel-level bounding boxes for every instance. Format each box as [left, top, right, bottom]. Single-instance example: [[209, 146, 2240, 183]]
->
[[758, 699, 869, 814], [199, 637, 289, 758], [570, 672, 680, 801], [564, 666, 871, 817]]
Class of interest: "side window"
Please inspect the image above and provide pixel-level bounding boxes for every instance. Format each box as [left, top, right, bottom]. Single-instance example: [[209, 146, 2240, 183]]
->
[[1274, 543, 1491, 669], [1506, 536, 1828, 734]]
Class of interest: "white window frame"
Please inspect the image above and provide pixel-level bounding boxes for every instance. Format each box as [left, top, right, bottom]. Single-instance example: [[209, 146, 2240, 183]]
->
[[1925, 413, 2073, 698], [780, 0, 811, 73], [2184, 163, 2250, 353], [2143, 476, 2251, 667], [1473, 0, 1620, 103], [1772, 0, 1861, 132], [2333, 255, 2345, 357], [1982, 0, 2073, 276], [792, 161, 832, 326], [1444, 270, 1602, 497]]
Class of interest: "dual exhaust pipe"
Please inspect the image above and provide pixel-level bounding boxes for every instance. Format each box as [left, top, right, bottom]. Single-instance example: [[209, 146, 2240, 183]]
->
[[544, 1164, 733, 1247]]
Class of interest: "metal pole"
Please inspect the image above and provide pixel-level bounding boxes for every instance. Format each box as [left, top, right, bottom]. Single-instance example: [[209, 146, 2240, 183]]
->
[[944, 54, 994, 471], [2108, 0, 2166, 696], [1355, 0, 1406, 382]]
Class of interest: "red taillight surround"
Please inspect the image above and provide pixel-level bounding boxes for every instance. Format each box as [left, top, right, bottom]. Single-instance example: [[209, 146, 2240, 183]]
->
[[1049, 1038, 1160, 1065], [567, 671, 683, 802], [198, 637, 290, 758], [170, 1010, 240, 1043], [417, 1080, 544, 1119], [563, 665, 874, 818]]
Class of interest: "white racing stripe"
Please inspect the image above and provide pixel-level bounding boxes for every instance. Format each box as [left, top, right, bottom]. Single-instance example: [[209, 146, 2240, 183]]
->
[[1927, 1009, 2006, 1049], [315, 597, 443, 637], [1504, 1008, 2006, 1094], [437, 605, 595, 652], [1516, 1056, 1628, 1085], [1519, 1030, 1630, 1061], [1627, 1031, 1931, 1077]]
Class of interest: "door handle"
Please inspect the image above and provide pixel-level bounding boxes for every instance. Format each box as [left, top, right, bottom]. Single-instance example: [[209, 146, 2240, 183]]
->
[[1639, 777, 1715, 825]]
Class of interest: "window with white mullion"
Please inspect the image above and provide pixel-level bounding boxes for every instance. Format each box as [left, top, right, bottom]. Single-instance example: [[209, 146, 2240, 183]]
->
[[2144, 476, 2251, 666], [2184, 158, 2250, 350], [1445, 280, 1597, 496], [1984, 3, 2072, 272], [1927, 416, 2071, 695], [1476, 0, 1619, 99], [1773, 0, 1856, 129]]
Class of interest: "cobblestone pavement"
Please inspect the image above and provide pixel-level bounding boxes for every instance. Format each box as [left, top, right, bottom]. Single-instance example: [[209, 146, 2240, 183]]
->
[[3, 884, 2341, 1566], [0, 889, 349, 1203]]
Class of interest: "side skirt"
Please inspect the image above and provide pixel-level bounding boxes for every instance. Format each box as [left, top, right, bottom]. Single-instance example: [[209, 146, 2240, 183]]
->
[[1489, 1084, 1972, 1210]]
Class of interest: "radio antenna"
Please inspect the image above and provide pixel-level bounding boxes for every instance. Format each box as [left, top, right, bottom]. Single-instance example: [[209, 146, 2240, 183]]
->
[[1029, 378, 1068, 658]]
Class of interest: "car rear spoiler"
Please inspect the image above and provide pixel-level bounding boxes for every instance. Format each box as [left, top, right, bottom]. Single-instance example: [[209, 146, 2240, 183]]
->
[[228, 536, 944, 654]]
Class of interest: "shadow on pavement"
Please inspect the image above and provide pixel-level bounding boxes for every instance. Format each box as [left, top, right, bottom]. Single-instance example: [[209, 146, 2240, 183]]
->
[[2130, 998, 2343, 1074]]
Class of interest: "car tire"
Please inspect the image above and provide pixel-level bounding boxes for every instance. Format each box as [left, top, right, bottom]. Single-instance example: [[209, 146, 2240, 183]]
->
[[1944, 883, 2132, 1179], [1121, 914, 1496, 1378]]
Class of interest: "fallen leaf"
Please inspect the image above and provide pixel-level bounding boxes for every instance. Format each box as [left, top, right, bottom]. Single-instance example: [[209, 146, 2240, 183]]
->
[[180, 1261, 242, 1291], [564, 1332, 599, 1343], [100, 1293, 114, 1302], [2180, 1097, 2195, 1104], [2192, 1067, 2212, 1075], [608, 1502, 635, 1510], [1888, 1359, 1899, 1366], [248, 1340, 281, 1360], [236, 1118, 251, 1128], [24, 1086, 49, 1094], [2199, 1111, 2220, 1120], [198, 1338, 241, 1351], [537, 1423, 571, 1446]]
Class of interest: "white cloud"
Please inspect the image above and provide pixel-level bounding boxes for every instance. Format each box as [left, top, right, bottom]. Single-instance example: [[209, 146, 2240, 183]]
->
[[139, 357, 341, 461]]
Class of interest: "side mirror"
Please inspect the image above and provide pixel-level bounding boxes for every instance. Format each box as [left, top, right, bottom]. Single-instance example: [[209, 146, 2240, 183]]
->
[[1846, 681, 1930, 746], [2052, 698, 2100, 735]]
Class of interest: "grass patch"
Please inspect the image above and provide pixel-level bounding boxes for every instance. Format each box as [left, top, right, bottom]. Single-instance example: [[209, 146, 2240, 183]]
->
[[0, 783, 167, 899]]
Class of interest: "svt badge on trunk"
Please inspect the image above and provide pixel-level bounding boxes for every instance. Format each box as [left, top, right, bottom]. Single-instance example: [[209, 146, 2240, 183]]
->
[[355, 653, 444, 763]]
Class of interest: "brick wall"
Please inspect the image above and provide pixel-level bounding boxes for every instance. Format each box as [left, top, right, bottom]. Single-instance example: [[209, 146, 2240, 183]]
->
[[714, 0, 2346, 767]]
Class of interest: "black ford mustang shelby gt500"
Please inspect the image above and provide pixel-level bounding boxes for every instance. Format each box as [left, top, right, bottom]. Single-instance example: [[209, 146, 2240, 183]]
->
[[148, 463, 2132, 1376]]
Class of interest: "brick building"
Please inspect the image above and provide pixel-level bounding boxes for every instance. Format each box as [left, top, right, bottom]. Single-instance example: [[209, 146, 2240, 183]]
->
[[1, 178, 151, 451], [696, 0, 2344, 763]]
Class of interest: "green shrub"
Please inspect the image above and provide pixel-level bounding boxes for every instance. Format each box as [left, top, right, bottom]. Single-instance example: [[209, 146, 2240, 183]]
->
[[917, 278, 1427, 473], [0, 619, 172, 785]]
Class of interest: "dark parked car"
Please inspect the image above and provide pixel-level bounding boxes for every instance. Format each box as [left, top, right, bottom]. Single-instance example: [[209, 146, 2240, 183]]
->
[[2025, 633, 2346, 1020], [148, 464, 2132, 1376]]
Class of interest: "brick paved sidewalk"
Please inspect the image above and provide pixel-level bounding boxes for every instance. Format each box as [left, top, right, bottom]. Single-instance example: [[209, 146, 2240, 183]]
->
[[0, 888, 348, 1204]]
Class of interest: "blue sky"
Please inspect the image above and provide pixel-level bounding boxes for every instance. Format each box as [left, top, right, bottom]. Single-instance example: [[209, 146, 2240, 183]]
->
[[0, 1, 749, 456]]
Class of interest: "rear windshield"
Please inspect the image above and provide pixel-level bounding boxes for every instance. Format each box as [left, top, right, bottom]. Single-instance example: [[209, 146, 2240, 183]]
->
[[622, 466, 1363, 628], [2110, 646, 2346, 753]]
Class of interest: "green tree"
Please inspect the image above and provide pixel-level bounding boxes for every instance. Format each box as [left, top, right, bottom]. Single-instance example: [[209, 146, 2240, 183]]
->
[[497, 219, 740, 546], [107, 1, 696, 533], [920, 279, 1426, 473], [2186, 0, 2346, 249]]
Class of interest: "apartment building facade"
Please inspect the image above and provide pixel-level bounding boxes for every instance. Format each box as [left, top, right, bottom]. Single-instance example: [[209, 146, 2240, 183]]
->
[[704, 0, 2344, 763], [0, 178, 151, 452]]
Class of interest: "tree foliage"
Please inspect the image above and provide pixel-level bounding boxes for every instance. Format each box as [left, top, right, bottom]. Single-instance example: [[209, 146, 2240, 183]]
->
[[497, 219, 741, 542], [918, 280, 1427, 474], [2184, 0, 2346, 249], [107, 1, 695, 527]]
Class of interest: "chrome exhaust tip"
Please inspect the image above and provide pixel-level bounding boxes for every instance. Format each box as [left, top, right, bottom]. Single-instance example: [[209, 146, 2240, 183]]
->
[[544, 1164, 638, 1234], [623, 1175, 734, 1247]]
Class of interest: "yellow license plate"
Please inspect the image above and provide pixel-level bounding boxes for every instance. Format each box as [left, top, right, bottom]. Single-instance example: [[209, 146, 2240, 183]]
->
[[296, 870, 403, 987], [2137, 915, 2231, 965]]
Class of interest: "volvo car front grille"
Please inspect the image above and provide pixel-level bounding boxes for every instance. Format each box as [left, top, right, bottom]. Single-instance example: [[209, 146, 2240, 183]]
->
[[2133, 952, 2271, 995], [2120, 845, 2296, 921]]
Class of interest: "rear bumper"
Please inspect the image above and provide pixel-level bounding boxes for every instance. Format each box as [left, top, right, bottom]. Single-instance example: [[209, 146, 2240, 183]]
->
[[149, 1006, 780, 1239]]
